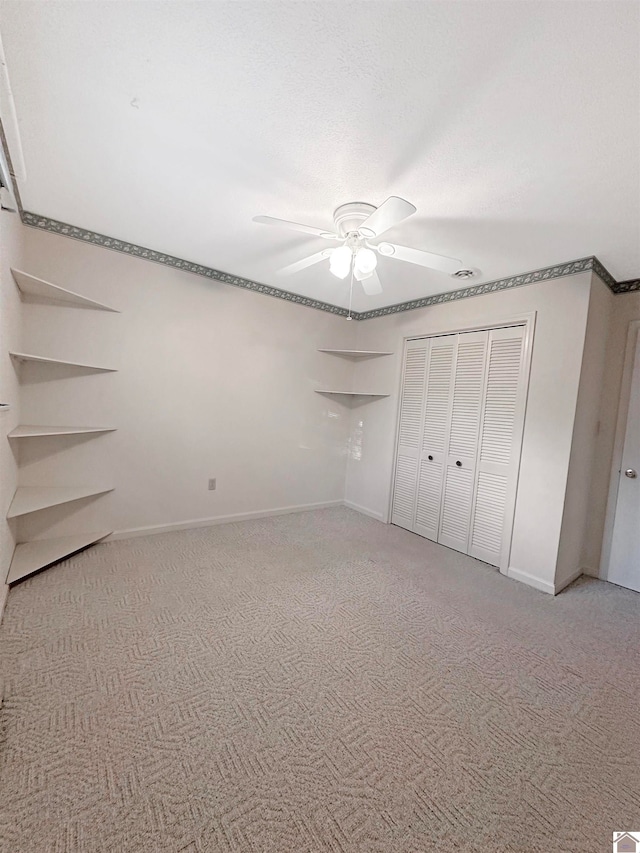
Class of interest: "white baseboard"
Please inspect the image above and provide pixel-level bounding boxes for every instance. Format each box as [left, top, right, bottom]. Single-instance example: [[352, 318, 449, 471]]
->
[[554, 568, 583, 594], [108, 500, 344, 541], [507, 565, 584, 595], [0, 582, 9, 625], [581, 565, 601, 579], [506, 566, 555, 595], [342, 501, 385, 521]]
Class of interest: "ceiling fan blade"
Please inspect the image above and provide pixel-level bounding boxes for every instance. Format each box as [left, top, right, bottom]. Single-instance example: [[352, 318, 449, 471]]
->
[[360, 268, 383, 296], [358, 196, 416, 238], [277, 250, 330, 276], [381, 242, 463, 275], [253, 215, 338, 240]]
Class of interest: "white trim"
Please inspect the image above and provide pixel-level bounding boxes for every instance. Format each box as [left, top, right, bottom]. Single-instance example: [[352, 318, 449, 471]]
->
[[405, 311, 538, 342], [599, 320, 640, 580], [499, 315, 536, 574], [107, 500, 343, 541], [506, 566, 555, 595], [554, 568, 583, 594], [343, 500, 385, 521], [387, 312, 536, 574], [507, 565, 582, 595], [385, 337, 413, 525], [0, 582, 8, 624]]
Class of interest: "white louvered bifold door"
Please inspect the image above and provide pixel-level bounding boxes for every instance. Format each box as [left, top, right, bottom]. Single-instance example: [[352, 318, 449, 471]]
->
[[468, 326, 526, 567], [438, 331, 489, 554], [391, 340, 428, 532], [414, 336, 456, 540]]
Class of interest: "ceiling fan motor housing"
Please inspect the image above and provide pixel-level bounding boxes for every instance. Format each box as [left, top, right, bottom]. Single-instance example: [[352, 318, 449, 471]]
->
[[333, 202, 377, 238]]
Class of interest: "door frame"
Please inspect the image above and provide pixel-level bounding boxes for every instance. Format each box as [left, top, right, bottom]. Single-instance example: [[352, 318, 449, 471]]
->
[[387, 311, 536, 575], [599, 319, 640, 581]]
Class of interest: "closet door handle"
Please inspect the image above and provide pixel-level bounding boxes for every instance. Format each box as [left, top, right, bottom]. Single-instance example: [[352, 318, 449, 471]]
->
[[428, 455, 433, 461], [456, 460, 462, 467]]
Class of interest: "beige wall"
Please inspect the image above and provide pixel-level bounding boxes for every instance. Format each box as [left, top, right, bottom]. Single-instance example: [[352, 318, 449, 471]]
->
[[6, 220, 638, 598], [585, 289, 640, 578], [0, 211, 25, 619], [346, 273, 593, 593], [17, 226, 355, 543], [556, 274, 614, 588]]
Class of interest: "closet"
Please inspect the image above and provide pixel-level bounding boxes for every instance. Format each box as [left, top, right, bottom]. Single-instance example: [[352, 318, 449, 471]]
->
[[391, 325, 528, 568]]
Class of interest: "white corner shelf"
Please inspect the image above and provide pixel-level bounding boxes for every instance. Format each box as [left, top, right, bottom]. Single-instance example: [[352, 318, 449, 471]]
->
[[5, 269, 119, 581], [318, 349, 393, 359], [12, 269, 120, 312], [7, 531, 112, 584], [9, 352, 117, 372], [8, 425, 116, 439], [7, 485, 114, 519], [315, 390, 390, 398]]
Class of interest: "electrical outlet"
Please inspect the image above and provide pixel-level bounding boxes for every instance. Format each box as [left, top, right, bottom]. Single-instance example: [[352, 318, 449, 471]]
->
[[208, 478, 216, 491]]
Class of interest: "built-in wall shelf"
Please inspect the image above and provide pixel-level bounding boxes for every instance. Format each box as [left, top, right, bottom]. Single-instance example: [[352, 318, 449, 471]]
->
[[7, 531, 111, 584], [8, 425, 116, 439], [315, 390, 390, 398], [12, 269, 120, 312], [7, 485, 114, 519], [316, 349, 392, 399], [5, 268, 119, 584], [318, 349, 393, 359], [9, 352, 117, 372]]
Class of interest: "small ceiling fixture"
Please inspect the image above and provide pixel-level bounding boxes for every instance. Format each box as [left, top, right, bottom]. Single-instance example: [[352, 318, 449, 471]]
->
[[253, 197, 472, 297]]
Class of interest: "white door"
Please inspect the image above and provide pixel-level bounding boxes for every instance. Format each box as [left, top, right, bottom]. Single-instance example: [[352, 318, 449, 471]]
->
[[391, 340, 428, 532], [468, 326, 526, 567], [391, 324, 529, 570], [414, 335, 456, 540], [438, 331, 488, 554], [608, 329, 640, 593]]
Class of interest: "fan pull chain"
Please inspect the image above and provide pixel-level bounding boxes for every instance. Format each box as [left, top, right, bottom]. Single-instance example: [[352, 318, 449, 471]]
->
[[347, 263, 354, 320]]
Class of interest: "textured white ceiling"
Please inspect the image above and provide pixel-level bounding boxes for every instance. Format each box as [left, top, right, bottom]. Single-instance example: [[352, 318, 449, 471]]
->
[[1, 0, 639, 311]]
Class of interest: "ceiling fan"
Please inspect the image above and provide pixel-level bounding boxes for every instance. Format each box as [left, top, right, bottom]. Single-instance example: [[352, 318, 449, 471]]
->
[[253, 197, 473, 296]]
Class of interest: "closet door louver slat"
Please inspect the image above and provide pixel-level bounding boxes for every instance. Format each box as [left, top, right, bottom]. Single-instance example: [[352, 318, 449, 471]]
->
[[438, 331, 489, 554], [439, 465, 474, 544], [422, 340, 455, 455], [391, 342, 428, 531], [447, 337, 488, 460], [415, 337, 455, 540], [469, 328, 526, 567]]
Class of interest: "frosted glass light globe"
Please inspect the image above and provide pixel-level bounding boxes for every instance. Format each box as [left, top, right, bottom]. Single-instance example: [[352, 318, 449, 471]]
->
[[354, 247, 377, 276], [330, 245, 352, 279]]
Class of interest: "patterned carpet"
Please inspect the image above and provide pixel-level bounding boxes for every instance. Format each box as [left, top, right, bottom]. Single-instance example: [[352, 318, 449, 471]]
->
[[0, 507, 639, 853]]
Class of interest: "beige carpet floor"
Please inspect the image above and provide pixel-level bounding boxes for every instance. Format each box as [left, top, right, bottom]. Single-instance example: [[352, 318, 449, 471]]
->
[[0, 507, 639, 852]]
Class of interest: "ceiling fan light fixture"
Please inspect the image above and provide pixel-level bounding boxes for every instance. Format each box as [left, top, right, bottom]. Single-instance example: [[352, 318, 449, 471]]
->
[[329, 245, 352, 279], [260, 197, 469, 294], [354, 247, 377, 276]]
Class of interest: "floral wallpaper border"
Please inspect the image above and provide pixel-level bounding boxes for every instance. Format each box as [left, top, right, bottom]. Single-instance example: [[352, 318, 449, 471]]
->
[[20, 210, 639, 321], [20, 211, 351, 318]]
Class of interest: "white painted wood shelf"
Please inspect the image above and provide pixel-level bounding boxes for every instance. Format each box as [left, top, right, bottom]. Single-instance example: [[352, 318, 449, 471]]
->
[[7, 531, 111, 584], [318, 349, 393, 358], [9, 352, 117, 372], [8, 425, 116, 439], [315, 390, 390, 397], [7, 486, 114, 519], [12, 269, 120, 312], [5, 269, 119, 584]]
